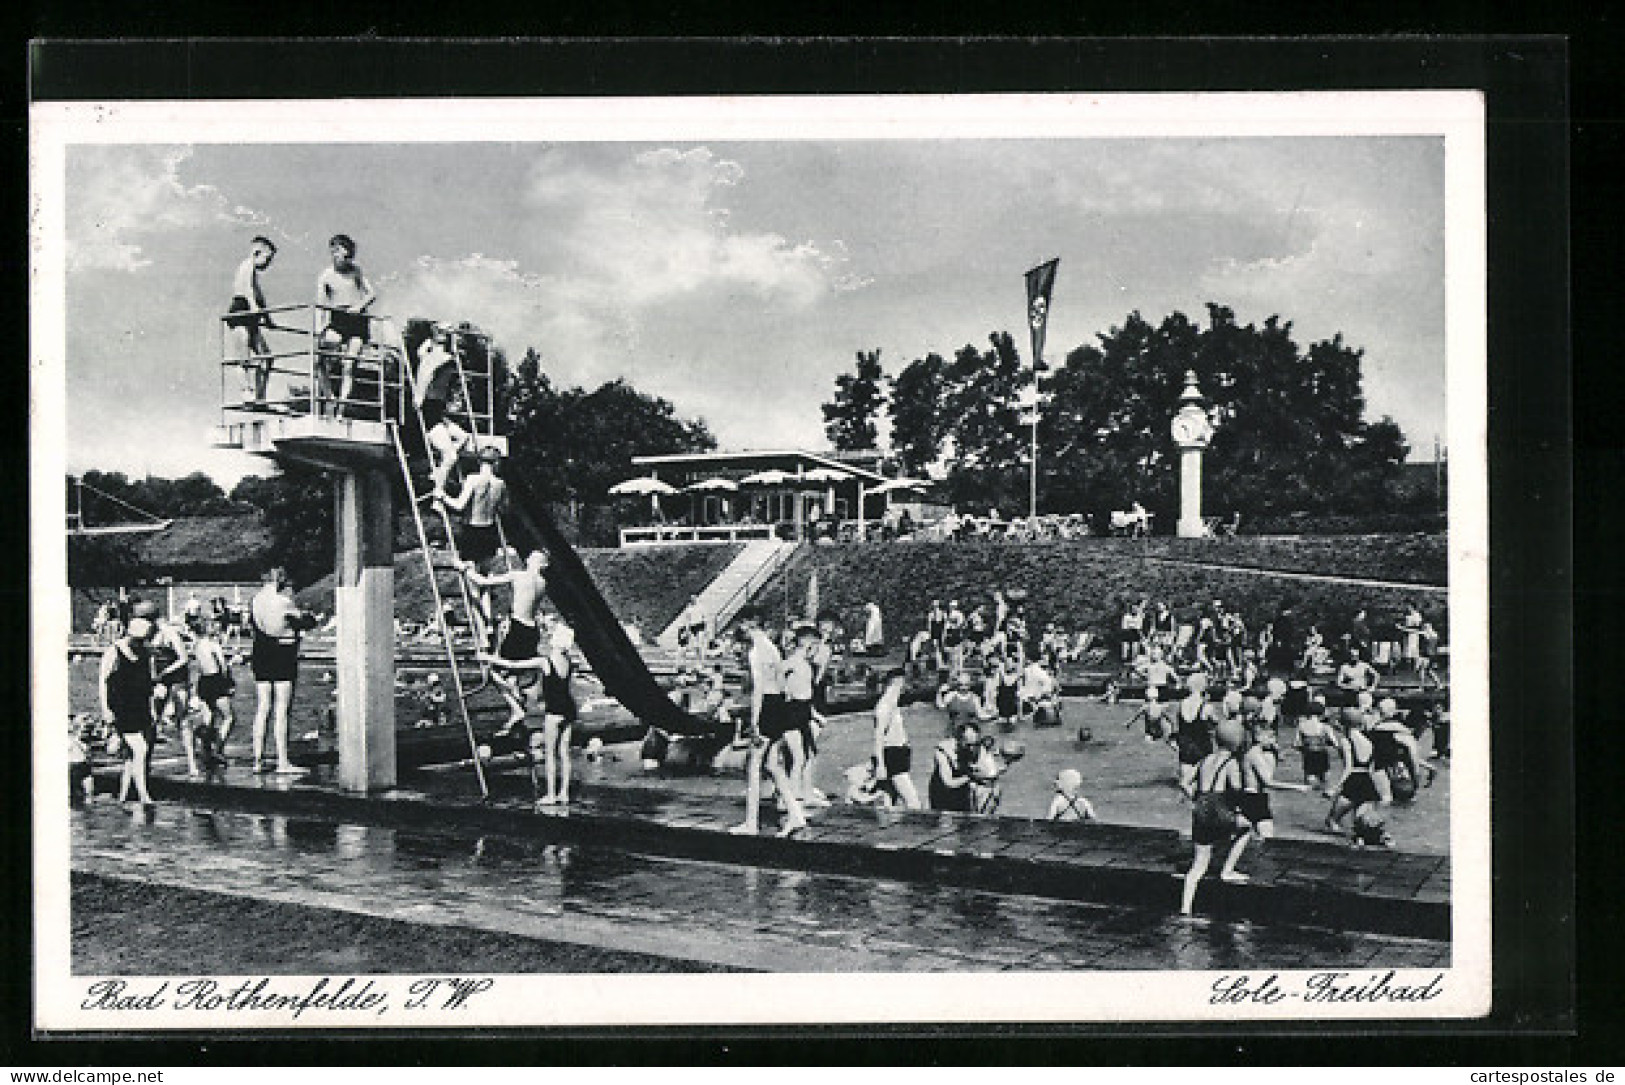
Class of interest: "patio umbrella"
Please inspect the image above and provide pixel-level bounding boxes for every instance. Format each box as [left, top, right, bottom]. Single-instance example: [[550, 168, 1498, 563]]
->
[[684, 477, 739, 492], [608, 476, 677, 518], [800, 467, 846, 519], [871, 477, 930, 495], [608, 477, 677, 496], [740, 469, 796, 486]]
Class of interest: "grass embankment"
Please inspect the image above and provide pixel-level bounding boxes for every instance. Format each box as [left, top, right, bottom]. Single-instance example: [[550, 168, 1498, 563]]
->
[[1136, 534, 1447, 586], [296, 543, 743, 638], [756, 536, 1448, 641]]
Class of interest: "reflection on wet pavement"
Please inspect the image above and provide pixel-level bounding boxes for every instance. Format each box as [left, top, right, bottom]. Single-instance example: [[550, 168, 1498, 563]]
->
[[72, 802, 1449, 973]]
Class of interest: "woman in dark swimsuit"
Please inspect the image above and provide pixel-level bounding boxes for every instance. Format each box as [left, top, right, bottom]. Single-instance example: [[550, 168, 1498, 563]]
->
[[1326, 714, 1381, 840], [1174, 673, 1215, 797], [929, 722, 981, 813], [993, 657, 1021, 732], [100, 617, 157, 805], [535, 626, 579, 807], [1180, 718, 1251, 914]]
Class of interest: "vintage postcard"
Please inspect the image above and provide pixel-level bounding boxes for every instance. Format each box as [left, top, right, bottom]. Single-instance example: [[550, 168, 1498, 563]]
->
[[31, 87, 1489, 1029]]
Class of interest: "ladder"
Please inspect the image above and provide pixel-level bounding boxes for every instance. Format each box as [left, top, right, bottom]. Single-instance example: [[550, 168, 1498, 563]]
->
[[392, 429, 489, 798], [389, 323, 515, 799]]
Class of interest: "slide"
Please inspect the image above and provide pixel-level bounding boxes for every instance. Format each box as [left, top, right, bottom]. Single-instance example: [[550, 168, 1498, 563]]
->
[[504, 476, 725, 738]]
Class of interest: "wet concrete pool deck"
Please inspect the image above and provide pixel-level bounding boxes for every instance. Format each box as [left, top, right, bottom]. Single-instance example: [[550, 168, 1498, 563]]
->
[[116, 750, 1450, 944]]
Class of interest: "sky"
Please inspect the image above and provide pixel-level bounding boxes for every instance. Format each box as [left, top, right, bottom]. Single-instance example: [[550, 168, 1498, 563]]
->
[[61, 135, 1446, 486]]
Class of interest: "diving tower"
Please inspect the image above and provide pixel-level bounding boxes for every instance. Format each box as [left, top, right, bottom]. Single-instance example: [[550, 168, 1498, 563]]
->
[[211, 304, 504, 794]]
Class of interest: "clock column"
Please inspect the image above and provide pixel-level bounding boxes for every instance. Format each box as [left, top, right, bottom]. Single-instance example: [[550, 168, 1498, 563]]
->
[[1171, 370, 1215, 538]]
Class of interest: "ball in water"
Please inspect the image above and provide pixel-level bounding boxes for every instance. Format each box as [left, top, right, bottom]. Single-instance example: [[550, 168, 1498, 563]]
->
[[476, 743, 493, 763], [1076, 726, 1094, 744]]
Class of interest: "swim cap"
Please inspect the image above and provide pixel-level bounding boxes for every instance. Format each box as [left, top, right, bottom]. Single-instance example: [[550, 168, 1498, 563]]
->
[[1186, 672, 1208, 693], [126, 617, 153, 639], [1215, 718, 1247, 751], [1266, 677, 1287, 698], [1378, 697, 1399, 717], [1056, 768, 1082, 792], [131, 599, 160, 619]]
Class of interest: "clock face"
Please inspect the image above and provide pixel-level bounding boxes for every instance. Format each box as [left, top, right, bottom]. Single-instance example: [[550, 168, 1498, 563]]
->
[[1172, 412, 1211, 445]]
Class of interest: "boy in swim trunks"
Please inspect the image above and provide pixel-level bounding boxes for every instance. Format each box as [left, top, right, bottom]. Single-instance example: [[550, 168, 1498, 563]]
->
[[469, 548, 550, 733], [315, 234, 376, 418], [248, 566, 313, 775], [437, 445, 508, 571], [871, 667, 921, 809], [782, 625, 826, 807], [190, 614, 235, 768], [148, 613, 193, 736], [425, 414, 474, 497], [227, 235, 278, 402], [729, 612, 805, 837]]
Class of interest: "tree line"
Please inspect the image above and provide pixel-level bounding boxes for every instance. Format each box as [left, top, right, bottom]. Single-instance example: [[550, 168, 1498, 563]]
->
[[822, 303, 1430, 526]]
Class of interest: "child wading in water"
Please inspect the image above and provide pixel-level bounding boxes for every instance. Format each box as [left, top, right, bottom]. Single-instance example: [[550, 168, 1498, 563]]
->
[[1295, 698, 1334, 794], [1047, 768, 1097, 822], [871, 668, 922, 809], [1126, 685, 1171, 743]]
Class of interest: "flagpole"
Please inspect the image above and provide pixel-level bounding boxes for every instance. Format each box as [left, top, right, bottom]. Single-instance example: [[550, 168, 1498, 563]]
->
[[1030, 407, 1038, 520], [1023, 257, 1059, 523]]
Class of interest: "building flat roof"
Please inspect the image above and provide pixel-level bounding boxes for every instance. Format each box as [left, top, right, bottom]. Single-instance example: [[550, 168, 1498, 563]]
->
[[631, 449, 887, 484]]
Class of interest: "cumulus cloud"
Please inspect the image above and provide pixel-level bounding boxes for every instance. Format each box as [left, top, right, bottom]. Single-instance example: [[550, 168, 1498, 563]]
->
[[66, 146, 269, 273], [525, 146, 851, 309], [375, 147, 864, 395], [379, 254, 633, 386]]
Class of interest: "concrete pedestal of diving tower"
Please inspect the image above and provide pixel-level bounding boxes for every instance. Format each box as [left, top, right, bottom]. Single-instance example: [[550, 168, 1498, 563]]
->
[[212, 415, 399, 793]]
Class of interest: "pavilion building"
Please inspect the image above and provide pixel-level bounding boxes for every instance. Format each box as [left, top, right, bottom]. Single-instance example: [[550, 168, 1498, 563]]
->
[[620, 449, 936, 546]]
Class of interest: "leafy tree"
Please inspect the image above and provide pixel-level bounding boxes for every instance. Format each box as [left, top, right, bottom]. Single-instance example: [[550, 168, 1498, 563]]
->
[[504, 352, 716, 545], [940, 332, 1029, 513], [1040, 304, 1407, 524], [230, 467, 333, 588], [889, 351, 950, 474], [76, 470, 242, 520], [821, 349, 887, 451], [887, 332, 1030, 512]]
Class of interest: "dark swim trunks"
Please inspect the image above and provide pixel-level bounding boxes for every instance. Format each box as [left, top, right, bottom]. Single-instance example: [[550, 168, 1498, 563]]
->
[[497, 618, 540, 662], [197, 672, 234, 703], [882, 744, 912, 776], [325, 309, 371, 343], [226, 295, 267, 330], [1176, 734, 1209, 766], [756, 693, 793, 741], [112, 709, 155, 740], [1339, 770, 1381, 807], [786, 698, 815, 752], [459, 523, 500, 563], [1240, 791, 1273, 825], [251, 635, 299, 684], [1191, 792, 1239, 845]]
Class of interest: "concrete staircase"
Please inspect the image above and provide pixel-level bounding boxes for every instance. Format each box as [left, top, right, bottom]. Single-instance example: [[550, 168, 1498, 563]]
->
[[657, 540, 798, 648]]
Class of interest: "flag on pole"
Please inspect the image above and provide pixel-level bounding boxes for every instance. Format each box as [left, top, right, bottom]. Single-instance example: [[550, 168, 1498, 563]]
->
[[1025, 258, 1060, 372]]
